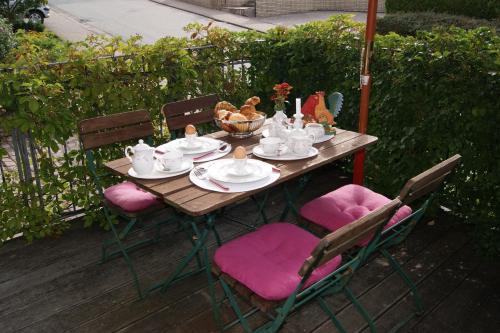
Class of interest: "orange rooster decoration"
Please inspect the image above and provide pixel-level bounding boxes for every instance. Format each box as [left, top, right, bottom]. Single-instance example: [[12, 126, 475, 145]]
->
[[301, 91, 336, 126]]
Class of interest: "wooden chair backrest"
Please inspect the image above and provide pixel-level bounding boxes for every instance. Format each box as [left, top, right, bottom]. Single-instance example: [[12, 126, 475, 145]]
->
[[161, 94, 218, 131], [78, 110, 153, 150], [398, 154, 462, 205], [299, 198, 402, 277]]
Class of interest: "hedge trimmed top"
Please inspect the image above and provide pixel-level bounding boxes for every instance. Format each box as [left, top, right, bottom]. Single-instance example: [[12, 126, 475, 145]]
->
[[386, 0, 500, 20]]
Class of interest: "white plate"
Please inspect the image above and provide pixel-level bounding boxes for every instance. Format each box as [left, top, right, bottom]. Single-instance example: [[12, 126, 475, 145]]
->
[[128, 160, 193, 179], [262, 128, 334, 144], [253, 146, 319, 161], [208, 159, 272, 184], [190, 165, 280, 193], [159, 137, 220, 155]]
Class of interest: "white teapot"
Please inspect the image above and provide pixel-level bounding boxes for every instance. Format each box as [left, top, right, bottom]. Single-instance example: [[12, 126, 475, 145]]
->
[[287, 128, 314, 156], [125, 139, 155, 176]]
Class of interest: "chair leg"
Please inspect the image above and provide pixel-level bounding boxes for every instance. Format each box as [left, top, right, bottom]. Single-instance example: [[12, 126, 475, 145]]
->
[[317, 296, 348, 333], [280, 175, 311, 221], [107, 219, 144, 298], [344, 286, 377, 333], [220, 279, 253, 333], [380, 248, 424, 315]]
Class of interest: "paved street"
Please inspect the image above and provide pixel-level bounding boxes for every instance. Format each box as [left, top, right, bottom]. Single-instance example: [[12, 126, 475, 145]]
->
[[47, 0, 246, 43], [46, 0, 373, 43]]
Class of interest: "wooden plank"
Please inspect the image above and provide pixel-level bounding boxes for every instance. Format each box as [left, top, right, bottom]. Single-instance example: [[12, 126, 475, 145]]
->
[[80, 122, 153, 150], [176, 134, 377, 216], [311, 230, 470, 333], [367, 245, 481, 333], [398, 154, 461, 203], [406, 260, 500, 333], [166, 111, 214, 131], [78, 110, 150, 134], [162, 94, 218, 117]]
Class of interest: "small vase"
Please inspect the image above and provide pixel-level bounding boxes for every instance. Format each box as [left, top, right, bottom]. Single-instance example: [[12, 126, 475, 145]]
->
[[270, 110, 288, 137]]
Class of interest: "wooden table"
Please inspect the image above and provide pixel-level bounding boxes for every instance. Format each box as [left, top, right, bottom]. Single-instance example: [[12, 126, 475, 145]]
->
[[104, 123, 377, 295], [105, 123, 378, 217]]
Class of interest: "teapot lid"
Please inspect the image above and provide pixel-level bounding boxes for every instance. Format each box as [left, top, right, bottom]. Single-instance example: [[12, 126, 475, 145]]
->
[[133, 139, 152, 151]]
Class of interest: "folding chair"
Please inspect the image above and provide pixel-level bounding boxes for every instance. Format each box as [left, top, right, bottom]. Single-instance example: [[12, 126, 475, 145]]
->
[[209, 199, 402, 333], [78, 110, 173, 298], [300, 154, 462, 326], [161, 94, 219, 139]]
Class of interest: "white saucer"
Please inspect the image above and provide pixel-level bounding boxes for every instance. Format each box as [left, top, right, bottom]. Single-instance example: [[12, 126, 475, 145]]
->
[[254, 145, 289, 158], [156, 159, 192, 174], [128, 160, 193, 179], [159, 137, 220, 155], [262, 128, 334, 144], [253, 146, 319, 161], [208, 159, 272, 184]]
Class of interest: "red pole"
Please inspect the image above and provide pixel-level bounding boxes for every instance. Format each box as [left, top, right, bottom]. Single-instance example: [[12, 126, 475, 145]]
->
[[353, 0, 379, 185]]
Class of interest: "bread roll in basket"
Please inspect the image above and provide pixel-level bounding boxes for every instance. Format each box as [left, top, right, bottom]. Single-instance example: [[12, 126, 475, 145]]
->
[[213, 98, 267, 138]]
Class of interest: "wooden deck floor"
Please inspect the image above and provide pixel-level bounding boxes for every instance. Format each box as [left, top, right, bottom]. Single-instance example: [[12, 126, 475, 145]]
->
[[1, 165, 499, 333]]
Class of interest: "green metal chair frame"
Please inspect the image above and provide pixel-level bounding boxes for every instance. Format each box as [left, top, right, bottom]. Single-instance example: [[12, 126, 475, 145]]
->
[[78, 110, 175, 298], [209, 199, 403, 333], [368, 154, 462, 327], [299, 154, 462, 331]]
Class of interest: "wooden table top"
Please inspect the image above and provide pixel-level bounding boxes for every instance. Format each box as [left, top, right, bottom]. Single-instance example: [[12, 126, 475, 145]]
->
[[104, 123, 377, 217]]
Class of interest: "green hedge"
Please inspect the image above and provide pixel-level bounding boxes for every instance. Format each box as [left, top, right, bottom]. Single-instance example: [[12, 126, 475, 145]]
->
[[1, 17, 499, 256], [378, 12, 499, 35], [386, 0, 500, 20]]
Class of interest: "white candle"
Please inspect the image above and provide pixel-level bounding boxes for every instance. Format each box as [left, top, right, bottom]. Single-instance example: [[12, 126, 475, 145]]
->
[[296, 98, 301, 115]]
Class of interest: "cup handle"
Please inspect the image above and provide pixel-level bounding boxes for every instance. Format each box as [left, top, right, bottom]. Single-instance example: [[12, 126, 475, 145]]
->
[[125, 146, 133, 162]]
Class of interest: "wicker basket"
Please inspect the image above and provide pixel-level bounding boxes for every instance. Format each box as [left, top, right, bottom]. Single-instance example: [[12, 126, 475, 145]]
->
[[214, 112, 267, 138]]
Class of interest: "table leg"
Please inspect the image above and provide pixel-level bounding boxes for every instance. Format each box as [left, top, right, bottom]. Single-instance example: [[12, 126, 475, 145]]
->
[[147, 213, 218, 294], [280, 174, 312, 221]]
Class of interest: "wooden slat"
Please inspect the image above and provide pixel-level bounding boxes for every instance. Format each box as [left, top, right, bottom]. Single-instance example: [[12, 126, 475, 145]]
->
[[298, 199, 402, 277], [398, 154, 461, 203], [80, 122, 154, 150], [78, 110, 150, 134], [166, 111, 214, 131], [162, 94, 218, 117]]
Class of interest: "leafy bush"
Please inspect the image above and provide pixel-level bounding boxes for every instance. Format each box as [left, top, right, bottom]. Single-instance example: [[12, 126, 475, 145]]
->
[[378, 12, 499, 35], [13, 20, 45, 32], [386, 0, 499, 20], [1, 17, 499, 256], [0, 17, 15, 61]]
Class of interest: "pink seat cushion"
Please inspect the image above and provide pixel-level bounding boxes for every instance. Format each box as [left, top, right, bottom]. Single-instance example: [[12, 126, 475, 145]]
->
[[300, 184, 412, 246], [104, 181, 162, 213], [214, 223, 342, 301]]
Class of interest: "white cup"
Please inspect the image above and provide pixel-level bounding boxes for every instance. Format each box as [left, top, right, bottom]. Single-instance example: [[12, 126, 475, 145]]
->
[[185, 133, 198, 147], [305, 123, 325, 141], [158, 150, 184, 171], [260, 137, 282, 156], [232, 157, 249, 176]]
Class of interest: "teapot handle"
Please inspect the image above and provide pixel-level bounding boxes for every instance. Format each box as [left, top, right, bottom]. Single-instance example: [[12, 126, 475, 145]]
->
[[125, 146, 134, 162]]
